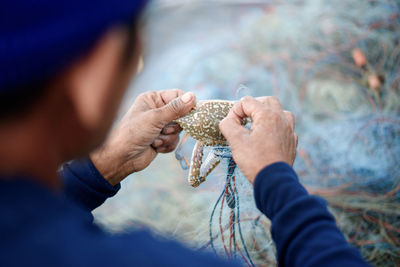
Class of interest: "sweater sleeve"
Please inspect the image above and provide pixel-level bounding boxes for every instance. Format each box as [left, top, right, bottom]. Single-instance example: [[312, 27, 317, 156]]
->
[[254, 162, 370, 267], [59, 158, 120, 211]]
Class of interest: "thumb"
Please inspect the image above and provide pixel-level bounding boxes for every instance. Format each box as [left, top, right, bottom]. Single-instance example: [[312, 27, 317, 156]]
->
[[219, 116, 248, 144], [156, 92, 196, 124]]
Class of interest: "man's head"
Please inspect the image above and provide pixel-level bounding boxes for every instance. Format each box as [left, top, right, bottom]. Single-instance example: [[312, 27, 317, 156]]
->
[[0, 1, 147, 170]]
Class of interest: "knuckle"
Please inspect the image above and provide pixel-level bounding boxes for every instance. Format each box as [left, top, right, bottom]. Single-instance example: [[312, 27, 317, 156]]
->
[[143, 91, 157, 98], [162, 88, 181, 98], [139, 91, 158, 103], [284, 110, 294, 120], [149, 91, 160, 101], [171, 88, 183, 95], [240, 96, 254, 104], [256, 96, 269, 104], [267, 96, 282, 107], [267, 96, 279, 102], [137, 92, 148, 100], [284, 111, 295, 129], [231, 102, 241, 113]]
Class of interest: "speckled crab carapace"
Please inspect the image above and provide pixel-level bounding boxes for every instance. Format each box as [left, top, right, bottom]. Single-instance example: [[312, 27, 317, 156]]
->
[[174, 100, 249, 187]]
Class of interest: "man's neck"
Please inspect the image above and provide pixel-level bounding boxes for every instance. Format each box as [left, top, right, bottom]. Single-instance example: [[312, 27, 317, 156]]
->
[[0, 115, 61, 189]]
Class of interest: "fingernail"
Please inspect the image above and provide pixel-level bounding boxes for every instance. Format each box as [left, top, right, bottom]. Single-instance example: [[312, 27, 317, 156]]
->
[[181, 92, 193, 103], [153, 138, 163, 147]]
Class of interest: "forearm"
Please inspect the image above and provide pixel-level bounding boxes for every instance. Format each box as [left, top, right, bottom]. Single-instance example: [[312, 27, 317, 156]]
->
[[254, 162, 369, 266], [59, 157, 120, 211]]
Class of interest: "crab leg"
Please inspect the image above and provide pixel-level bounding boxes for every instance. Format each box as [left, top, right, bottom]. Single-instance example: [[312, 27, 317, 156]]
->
[[199, 150, 221, 181], [188, 141, 205, 187], [189, 143, 222, 187]]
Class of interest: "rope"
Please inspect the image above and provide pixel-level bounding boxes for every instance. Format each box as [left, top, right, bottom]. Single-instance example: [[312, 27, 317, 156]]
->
[[209, 185, 226, 255], [208, 155, 255, 266]]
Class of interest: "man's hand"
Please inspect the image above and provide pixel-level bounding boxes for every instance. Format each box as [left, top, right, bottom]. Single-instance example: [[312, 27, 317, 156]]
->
[[90, 89, 196, 186], [219, 96, 297, 184]]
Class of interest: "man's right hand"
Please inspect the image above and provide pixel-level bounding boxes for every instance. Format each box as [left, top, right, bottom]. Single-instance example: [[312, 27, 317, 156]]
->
[[90, 89, 196, 186], [219, 96, 298, 184]]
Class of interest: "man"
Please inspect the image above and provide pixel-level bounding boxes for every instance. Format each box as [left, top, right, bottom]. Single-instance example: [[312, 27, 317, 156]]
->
[[0, 0, 369, 266]]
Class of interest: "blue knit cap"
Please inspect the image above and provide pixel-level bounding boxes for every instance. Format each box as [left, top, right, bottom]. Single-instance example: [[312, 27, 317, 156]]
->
[[0, 0, 148, 91]]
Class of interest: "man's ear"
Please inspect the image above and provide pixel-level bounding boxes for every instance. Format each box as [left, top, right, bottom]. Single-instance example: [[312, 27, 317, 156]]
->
[[64, 26, 128, 130]]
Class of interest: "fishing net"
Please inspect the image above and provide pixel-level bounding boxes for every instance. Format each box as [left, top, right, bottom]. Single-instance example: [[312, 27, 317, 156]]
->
[[94, 0, 400, 265]]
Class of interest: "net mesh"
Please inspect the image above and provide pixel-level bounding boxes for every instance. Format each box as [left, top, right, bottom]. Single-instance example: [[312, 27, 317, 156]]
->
[[94, 1, 400, 265]]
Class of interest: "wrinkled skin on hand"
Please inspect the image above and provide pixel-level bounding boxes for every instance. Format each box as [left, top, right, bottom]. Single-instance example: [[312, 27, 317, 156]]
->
[[219, 96, 298, 184], [90, 89, 196, 186]]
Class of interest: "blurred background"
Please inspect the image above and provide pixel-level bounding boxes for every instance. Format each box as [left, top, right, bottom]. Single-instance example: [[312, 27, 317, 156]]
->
[[93, 0, 400, 266]]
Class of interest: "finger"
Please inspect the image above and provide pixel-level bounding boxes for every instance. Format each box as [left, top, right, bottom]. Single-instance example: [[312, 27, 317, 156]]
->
[[155, 92, 196, 125], [151, 138, 163, 148], [138, 89, 186, 110], [229, 96, 266, 120], [219, 117, 248, 143], [139, 91, 166, 109], [159, 89, 186, 105], [265, 96, 283, 111], [156, 141, 179, 153], [161, 122, 182, 135], [284, 111, 295, 131], [255, 96, 269, 104], [159, 134, 180, 147], [151, 134, 180, 148], [156, 145, 174, 153], [254, 96, 282, 107], [156, 146, 168, 153], [255, 96, 284, 114]]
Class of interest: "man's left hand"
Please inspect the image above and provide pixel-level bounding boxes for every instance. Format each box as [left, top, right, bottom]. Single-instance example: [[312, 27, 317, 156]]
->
[[90, 89, 196, 186]]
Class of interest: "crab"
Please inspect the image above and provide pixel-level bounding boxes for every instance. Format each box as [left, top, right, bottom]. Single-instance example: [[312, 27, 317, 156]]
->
[[174, 100, 249, 187]]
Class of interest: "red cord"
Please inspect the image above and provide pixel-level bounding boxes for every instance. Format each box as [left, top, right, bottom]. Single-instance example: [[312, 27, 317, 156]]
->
[[219, 192, 230, 257]]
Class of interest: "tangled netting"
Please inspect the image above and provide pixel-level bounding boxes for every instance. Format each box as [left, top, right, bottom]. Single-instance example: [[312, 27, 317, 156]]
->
[[94, 0, 400, 266]]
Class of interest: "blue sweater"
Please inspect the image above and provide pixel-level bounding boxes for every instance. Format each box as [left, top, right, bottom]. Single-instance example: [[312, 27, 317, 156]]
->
[[0, 159, 368, 266]]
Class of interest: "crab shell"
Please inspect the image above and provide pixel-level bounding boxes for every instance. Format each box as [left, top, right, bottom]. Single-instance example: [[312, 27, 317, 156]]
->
[[174, 100, 249, 187], [174, 100, 234, 146]]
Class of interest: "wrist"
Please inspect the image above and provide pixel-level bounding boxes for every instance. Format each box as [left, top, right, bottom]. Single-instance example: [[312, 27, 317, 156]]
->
[[253, 162, 305, 218], [247, 157, 289, 184], [90, 143, 131, 186]]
